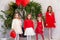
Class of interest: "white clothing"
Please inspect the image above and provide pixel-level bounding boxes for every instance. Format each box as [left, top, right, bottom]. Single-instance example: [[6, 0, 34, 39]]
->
[[12, 19, 23, 34], [24, 27, 35, 36], [15, 34, 19, 40]]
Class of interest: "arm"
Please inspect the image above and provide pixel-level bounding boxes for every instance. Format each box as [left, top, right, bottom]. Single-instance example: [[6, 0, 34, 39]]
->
[[11, 19, 15, 30], [32, 20, 34, 29], [45, 12, 48, 26], [20, 20, 22, 27], [42, 19, 44, 31], [53, 12, 56, 23]]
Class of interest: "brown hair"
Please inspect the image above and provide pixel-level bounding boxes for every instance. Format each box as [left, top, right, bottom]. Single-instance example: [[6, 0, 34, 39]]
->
[[13, 12, 21, 19], [26, 13, 32, 20], [47, 6, 53, 13]]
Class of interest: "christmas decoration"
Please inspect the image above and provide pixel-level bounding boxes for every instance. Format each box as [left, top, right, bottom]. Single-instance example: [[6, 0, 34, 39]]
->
[[22, 0, 30, 7], [1, 1, 43, 29], [16, 0, 22, 6], [10, 30, 16, 38]]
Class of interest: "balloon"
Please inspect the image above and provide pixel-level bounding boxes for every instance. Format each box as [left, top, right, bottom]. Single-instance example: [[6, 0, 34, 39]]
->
[[10, 30, 16, 38], [22, 0, 30, 7], [16, 0, 22, 6]]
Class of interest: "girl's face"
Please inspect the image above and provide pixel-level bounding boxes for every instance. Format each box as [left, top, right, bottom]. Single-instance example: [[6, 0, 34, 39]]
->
[[37, 17, 42, 21], [27, 14, 31, 19], [15, 13, 19, 18], [48, 7, 52, 12]]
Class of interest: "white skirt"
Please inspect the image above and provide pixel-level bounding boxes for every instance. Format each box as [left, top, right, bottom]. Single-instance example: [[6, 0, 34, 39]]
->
[[24, 27, 35, 36]]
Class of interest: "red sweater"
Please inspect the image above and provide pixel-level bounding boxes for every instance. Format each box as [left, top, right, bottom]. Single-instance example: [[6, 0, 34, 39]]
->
[[46, 12, 56, 27], [24, 19, 34, 30]]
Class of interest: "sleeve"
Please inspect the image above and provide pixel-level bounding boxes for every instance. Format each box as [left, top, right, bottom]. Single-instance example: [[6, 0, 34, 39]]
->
[[32, 20, 34, 29], [24, 20, 27, 30], [11, 20, 15, 29], [53, 12, 56, 23], [45, 12, 48, 24], [45, 12, 49, 27], [20, 20, 22, 27], [42, 19, 44, 31]]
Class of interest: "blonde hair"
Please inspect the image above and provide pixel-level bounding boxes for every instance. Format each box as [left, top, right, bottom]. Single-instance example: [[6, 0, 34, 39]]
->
[[13, 12, 21, 19]]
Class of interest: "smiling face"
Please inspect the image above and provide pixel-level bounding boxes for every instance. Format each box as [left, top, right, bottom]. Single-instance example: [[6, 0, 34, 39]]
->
[[15, 13, 19, 18], [48, 7, 52, 12], [27, 14, 31, 19], [47, 6, 53, 13], [14, 13, 20, 19], [37, 17, 42, 21]]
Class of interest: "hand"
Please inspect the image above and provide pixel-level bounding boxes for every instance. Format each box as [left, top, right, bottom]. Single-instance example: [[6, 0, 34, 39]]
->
[[46, 24, 48, 26], [43, 29, 44, 31], [11, 29, 14, 31], [54, 23, 56, 25]]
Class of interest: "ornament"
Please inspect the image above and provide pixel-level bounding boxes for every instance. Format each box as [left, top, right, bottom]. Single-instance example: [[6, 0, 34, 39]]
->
[[10, 30, 16, 38], [16, 0, 22, 6], [22, 0, 30, 7]]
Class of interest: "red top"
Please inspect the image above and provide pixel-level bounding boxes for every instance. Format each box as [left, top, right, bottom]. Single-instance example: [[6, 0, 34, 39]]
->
[[35, 21, 43, 34], [46, 12, 56, 28], [24, 19, 34, 30]]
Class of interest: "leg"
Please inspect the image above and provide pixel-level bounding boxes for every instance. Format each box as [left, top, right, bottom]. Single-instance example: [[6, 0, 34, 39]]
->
[[36, 33, 38, 40], [18, 34, 20, 40], [14, 37, 16, 40], [51, 28, 52, 39], [30, 35, 31, 40], [27, 35, 28, 40], [17, 34, 19, 40], [14, 34, 17, 40], [48, 28, 51, 40], [41, 33, 44, 40]]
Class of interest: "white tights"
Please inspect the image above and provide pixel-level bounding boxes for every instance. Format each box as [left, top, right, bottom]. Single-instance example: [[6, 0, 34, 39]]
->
[[27, 35, 31, 40], [15, 34, 19, 40]]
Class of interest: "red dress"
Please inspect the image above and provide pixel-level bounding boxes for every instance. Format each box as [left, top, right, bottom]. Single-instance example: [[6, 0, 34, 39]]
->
[[35, 21, 43, 34], [45, 12, 56, 28], [24, 19, 34, 30]]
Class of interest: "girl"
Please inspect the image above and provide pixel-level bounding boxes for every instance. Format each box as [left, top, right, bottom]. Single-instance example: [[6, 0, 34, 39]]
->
[[45, 6, 56, 40], [35, 14, 44, 40], [24, 14, 35, 40], [11, 12, 23, 40]]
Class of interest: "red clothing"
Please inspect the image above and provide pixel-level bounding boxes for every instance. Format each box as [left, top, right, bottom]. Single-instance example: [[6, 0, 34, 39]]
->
[[24, 19, 34, 30], [35, 21, 43, 34], [45, 12, 56, 28]]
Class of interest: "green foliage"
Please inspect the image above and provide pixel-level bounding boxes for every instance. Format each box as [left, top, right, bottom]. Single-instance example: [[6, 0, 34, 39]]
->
[[0, 15, 5, 19], [25, 1, 42, 18], [2, 1, 42, 29], [1, 2, 18, 29]]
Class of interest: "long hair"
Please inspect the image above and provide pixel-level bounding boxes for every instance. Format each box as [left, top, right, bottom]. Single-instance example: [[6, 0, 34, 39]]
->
[[13, 12, 21, 19], [26, 13, 32, 20], [47, 6, 53, 13]]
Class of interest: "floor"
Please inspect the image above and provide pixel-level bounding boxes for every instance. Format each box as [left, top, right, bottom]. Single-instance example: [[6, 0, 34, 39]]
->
[[0, 28, 52, 40]]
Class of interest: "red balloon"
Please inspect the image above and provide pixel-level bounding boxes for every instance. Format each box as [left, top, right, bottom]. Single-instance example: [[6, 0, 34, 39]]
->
[[10, 30, 16, 38], [22, 0, 30, 7], [16, 0, 22, 6]]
